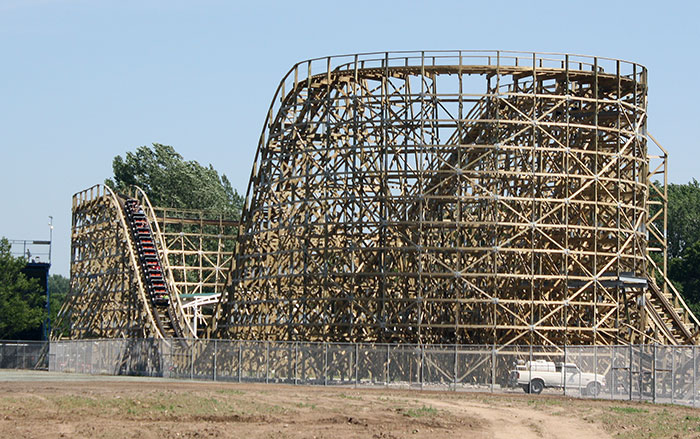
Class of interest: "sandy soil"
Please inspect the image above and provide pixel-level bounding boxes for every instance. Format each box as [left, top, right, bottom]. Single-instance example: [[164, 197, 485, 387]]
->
[[0, 371, 697, 439]]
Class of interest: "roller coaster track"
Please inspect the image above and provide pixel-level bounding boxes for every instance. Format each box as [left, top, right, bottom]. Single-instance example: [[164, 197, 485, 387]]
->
[[122, 198, 180, 339], [128, 186, 198, 340], [119, 189, 196, 340], [54, 184, 195, 340], [644, 256, 700, 345]]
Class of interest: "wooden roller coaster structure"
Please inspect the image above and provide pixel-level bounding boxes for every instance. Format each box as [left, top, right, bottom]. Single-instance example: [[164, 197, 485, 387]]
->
[[53, 184, 236, 340], [55, 51, 699, 350]]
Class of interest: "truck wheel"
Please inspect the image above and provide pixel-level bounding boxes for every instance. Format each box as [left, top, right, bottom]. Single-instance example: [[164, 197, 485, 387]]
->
[[586, 382, 601, 397], [529, 379, 544, 395]]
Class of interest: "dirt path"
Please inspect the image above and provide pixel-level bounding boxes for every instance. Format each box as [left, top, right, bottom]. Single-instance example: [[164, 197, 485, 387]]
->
[[427, 398, 610, 439]]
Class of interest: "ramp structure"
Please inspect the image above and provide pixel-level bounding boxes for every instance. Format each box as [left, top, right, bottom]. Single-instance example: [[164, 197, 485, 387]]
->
[[56, 51, 698, 348]]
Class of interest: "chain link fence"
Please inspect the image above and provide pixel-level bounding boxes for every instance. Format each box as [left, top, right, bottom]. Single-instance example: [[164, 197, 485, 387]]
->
[[46, 339, 700, 407], [0, 341, 48, 370]]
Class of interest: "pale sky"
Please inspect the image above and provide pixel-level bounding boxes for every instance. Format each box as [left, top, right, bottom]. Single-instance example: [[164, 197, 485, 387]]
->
[[1, 0, 698, 276]]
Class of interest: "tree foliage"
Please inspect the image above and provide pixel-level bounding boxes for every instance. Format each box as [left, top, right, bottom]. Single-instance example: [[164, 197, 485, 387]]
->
[[105, 143, 244, 219], [0, 238, 45, 339], [663, 180, 700, 318], [669, 241, 700, 318], [48, 274, 69, 328], [666, 179, 700, 259]]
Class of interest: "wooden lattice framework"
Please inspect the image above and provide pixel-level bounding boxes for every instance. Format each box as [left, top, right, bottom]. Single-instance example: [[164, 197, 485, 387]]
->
[[54, 185, 161, 339], [218, 50, 699, 347], [151, 206, 237, 336], [54, 185, 237, 340]]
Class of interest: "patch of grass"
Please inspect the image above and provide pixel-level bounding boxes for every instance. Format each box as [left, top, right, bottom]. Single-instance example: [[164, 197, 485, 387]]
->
[[153, 403, 175, 412], [525, 398, 566, 409], [405, 405, 437, 418], [0, 395, 47, 410], [336, 393, 362, 400], [609, 406, 648, 414], [44, 392, 249, 419], [53, 395, 101, 409], [551, 410, 566, 416], [215, 389, 245, 395], [596, 404, 700, 439]]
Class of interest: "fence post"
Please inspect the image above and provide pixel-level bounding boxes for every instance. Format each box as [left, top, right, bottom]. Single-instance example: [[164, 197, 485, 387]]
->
[[652, 344, 656, 404], [491, 344, 495, 393], [354, 343, 358, 388], [213, 339, 217, 382], [594, 345, 597, 399], [453, 344, 458, 392], [577, 347, 582, 393], [638, 344, 644, 401], [693, 345, 697, 408], [420, 344, 424, 390], [324, 342, 328, 386], [671, 345, 676, 404], [123, 341, 129, 376], [238, 341, 242, 383], [385, 344, 390, 387], [563, 345, 567, 396], [611, 346, 615, 400], [628, 345, 633, 401], [265, 341, 270, 384], [169, 340, 174, 379], [295, 342, 299, 385], [529, 344, 533, 393], [190, 340, 195, 380]]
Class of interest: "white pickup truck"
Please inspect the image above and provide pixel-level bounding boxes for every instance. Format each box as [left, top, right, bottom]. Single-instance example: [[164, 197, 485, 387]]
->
[[509, 360, 606, 396]]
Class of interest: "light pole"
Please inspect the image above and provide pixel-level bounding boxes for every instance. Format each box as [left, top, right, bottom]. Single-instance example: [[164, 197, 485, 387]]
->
[[45, 216, 53, 340], [48, 216, 53, 264]]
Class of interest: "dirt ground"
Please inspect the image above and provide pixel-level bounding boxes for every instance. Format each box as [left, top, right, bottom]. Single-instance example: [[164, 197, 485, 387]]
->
[[0, 371, 699, 439]]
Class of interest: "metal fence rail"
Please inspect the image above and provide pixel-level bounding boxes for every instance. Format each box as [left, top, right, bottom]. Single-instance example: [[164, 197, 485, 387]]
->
[[46, 339, 700, 408]]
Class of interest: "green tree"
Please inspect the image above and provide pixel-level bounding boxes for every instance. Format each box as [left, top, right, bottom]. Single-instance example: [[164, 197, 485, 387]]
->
[[669, 240, 700, 318], [0, 238, 46, 339], [48, 274, 69, 329], [657, 179, 700, 319], [105, 143, 244, 219], [666, 179, 700, 259]]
